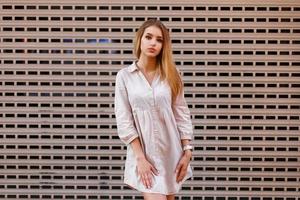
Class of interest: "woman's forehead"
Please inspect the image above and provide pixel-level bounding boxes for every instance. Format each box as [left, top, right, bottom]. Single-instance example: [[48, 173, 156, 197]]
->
[[144, 26, 163, 38]]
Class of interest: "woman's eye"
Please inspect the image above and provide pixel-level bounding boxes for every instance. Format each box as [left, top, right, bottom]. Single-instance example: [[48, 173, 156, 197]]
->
[[145, 35, 151, 39], [157, 39, 163, 43]]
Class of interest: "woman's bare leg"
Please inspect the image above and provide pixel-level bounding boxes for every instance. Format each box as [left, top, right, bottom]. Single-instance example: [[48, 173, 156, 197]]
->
[[143, 192, 167, 200], [167, 194, 175, 200]]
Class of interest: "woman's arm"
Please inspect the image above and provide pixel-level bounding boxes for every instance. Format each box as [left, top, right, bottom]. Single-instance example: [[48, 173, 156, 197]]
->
[[172, 87, 194, 183], [175, 139, 192, 183], [130, 137, 146, 160], [115, 71, 158, 188], [130, 138, 159, 189], [114, 71, 139, 145]]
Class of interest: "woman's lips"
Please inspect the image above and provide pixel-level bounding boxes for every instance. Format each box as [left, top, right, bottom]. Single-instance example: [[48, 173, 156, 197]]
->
[[148, 48, 156, 52]]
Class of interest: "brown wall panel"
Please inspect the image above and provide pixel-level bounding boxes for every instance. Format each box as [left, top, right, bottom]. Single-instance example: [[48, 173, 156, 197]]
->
[[0, 0, 299, 199]]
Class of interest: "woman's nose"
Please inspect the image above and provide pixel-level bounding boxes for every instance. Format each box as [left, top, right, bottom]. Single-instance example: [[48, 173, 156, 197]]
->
[[150, 39, 156, 46]]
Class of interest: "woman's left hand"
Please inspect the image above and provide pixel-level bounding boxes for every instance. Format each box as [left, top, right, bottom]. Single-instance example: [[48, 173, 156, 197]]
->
[[175, 150, 192, 183]]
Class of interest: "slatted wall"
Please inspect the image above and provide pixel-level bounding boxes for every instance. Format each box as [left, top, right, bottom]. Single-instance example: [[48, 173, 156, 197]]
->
[[0, 0, 299, 199]]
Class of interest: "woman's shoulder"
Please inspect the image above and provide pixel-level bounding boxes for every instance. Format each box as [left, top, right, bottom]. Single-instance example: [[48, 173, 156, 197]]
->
[[116, 62, 137, 77]]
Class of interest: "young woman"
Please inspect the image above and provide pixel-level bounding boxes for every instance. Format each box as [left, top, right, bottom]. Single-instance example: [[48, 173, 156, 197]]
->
[[114, 19, 193, 200]]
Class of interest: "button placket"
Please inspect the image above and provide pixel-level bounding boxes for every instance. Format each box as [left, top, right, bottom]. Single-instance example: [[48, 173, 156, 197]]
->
[[150, 87, 160, 155]]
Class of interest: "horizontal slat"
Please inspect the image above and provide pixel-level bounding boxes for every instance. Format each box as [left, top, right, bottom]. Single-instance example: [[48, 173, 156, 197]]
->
[[1, 0, 299, 198], [0, 189, 299, 197]]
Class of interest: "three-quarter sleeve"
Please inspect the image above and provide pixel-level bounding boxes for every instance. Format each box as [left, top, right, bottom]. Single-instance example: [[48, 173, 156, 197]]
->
[[172, 89, 193, 140], [114, 71, 139, 145]]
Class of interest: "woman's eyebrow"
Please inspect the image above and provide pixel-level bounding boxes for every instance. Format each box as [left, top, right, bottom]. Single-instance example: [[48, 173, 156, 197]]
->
[[145, 32, 163, 39]]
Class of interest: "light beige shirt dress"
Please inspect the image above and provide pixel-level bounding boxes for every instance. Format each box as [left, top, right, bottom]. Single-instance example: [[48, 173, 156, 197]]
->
[[114, 62, 193, 195]]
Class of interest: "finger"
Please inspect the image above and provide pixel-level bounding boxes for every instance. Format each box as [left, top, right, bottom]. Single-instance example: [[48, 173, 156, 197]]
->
[[148, 173, 153, 188], [175, 163, 183, 174], [141, 178, 145, 188], [142, 173, 148, 188], [177, 175, 185, 182], [142, 175, 148, 188], [177, 167, 187, 182], [176, 169, 182, 182], [151, 166, 159, 176], [176, 166, 182, 181], [145, 173, 152, 188], [177, 173, 184, 182]]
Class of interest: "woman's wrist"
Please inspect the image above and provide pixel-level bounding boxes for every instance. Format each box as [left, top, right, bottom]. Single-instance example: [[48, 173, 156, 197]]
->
[[183, 149, 192, 159], [182, 144, 193, 151], [136, 155, 146, 161], [182, 143, 193, 159]]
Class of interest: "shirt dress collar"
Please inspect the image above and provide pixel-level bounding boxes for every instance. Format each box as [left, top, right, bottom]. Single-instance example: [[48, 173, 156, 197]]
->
[[127, 61, 139, 73]]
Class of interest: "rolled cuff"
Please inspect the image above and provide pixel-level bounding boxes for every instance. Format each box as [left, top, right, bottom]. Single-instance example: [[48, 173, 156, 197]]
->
[[180, 132, 193, 140], [119, 131, 139, 145]]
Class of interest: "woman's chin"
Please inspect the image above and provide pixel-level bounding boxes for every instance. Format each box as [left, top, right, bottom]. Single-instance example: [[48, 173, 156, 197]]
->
[[145, 52, 159, 58]]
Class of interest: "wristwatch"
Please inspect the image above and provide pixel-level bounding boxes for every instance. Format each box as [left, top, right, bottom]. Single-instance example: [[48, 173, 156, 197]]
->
[[183, 144, 193, 151]]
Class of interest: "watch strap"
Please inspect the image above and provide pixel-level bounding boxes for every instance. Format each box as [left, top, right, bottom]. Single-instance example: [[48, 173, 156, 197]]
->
[[183, 144, 193, 151]]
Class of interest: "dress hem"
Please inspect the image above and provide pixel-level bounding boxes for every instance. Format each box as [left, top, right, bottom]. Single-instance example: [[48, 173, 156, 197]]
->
[[124, 174, 192, 195], [124, 182, 178, 195]]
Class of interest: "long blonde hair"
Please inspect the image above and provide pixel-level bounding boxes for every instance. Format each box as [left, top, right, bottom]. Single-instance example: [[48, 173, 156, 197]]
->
[[134, 18, 183, 104]]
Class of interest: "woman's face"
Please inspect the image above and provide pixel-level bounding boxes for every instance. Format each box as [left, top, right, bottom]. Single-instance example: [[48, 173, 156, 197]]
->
[[140, 25, 163, 58]]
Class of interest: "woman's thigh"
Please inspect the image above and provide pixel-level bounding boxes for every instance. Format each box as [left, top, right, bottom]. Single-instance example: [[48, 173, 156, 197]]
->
[[142, 192, 167, 200], [167, 194, 175, 200]]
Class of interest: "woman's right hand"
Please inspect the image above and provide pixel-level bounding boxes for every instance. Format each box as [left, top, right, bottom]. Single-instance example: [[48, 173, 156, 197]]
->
[[136, 156, 159, 189]]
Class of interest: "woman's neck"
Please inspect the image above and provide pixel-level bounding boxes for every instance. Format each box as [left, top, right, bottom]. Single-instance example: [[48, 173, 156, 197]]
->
[[136, 56, 157, 72]]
